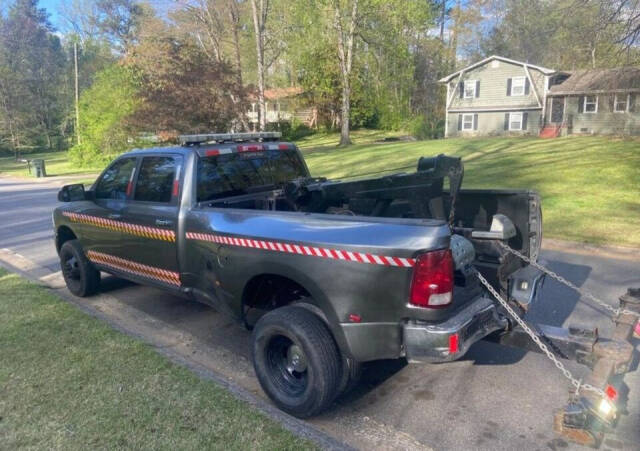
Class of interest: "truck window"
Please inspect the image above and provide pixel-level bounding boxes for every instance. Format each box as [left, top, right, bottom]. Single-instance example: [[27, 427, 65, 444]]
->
[[197, 149, 307, 202], [134, 156, 177, 203], [95, 158, 137, 200]]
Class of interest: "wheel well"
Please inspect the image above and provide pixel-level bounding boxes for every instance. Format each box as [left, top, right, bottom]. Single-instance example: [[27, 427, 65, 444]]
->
[[242, 274, 311, 328], [56, 226, 77, 253]]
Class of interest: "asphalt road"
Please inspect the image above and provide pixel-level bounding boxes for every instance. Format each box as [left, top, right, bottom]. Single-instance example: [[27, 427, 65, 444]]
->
[[1, 176, 639, 450]]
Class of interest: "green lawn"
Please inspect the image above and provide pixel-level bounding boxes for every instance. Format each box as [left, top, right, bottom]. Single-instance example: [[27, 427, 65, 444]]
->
[[0, 150, 102, 180], [298, 133, 640, 248], [0, 268, 314, 450], [1, 131, 638, 247]]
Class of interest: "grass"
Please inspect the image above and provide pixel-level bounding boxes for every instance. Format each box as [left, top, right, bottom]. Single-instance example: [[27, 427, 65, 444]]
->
[[1, 130, 638, 247], [0, 268, 314, 450], [298, 132, 640, 248], [0, 150, 102, 180]]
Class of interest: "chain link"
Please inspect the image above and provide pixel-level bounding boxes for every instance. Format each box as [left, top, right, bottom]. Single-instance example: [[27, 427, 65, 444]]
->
[[474, 269, 606, 398], [496, 241, 640, 318]]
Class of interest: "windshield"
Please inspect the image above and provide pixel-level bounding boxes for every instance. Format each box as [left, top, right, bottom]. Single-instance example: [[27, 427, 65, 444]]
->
[[196, 149, 308, 202]]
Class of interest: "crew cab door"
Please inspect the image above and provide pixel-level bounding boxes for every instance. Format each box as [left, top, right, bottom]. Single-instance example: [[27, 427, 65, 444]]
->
[[120, 154, 183, 287], [80, 156, 138, 258]]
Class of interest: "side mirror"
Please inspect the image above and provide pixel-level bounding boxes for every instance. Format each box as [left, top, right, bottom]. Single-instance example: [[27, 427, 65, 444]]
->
[[58, 184, 86, 202]]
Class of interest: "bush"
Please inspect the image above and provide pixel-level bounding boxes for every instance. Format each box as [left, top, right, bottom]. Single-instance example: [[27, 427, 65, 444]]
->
[[266, 119, 315, 141], [408, 115, 445, 140], [69, 65, 140, 167]]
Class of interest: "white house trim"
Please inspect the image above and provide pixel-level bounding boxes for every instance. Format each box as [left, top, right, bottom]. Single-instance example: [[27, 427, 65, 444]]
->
[[523, 65, 542, 108], [448, 106, 541, 113], [438, 55, 559, 83]]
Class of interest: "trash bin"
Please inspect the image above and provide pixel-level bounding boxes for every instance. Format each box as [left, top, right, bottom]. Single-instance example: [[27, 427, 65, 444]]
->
[[32, 159, 46, 178]]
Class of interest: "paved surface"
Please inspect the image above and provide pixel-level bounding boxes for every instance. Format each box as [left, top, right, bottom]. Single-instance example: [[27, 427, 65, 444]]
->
[[1, 176, 639, 450]]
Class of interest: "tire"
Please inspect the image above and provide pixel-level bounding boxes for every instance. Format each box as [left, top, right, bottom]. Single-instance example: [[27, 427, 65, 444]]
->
[[252, 306, 341, 418], [337, 356, 362, 396], [59, 240, 100, 297]]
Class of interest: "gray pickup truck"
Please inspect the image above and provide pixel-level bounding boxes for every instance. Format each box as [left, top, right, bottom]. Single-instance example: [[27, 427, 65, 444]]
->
[[58, 132, 634, 433]]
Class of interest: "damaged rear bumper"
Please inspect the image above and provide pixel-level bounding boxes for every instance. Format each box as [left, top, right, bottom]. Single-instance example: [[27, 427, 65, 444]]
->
[[403, 296, 508, 363]]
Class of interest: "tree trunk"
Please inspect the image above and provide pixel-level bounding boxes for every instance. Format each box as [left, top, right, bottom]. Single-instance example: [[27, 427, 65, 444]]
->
[[251, 0, 268, 132], [229, 0, 249, 131], [334, 0, 358, 146]]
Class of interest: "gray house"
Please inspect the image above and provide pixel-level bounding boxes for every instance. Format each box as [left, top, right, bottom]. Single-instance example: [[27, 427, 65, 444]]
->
[[439, 55, 640, 138]]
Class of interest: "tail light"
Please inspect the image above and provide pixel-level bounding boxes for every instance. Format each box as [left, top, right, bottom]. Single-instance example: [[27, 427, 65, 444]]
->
[[409, 249, 454, 308]]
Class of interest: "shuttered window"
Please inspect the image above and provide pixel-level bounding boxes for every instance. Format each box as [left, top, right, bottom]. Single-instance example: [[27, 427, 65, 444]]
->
[[510, 77, 526, 96], [614, 94, 629, 113], [584, 95, 598, 113], [462, 114, 474, 130], [463, 80, 476, 98], [509, 112, 523, 130]]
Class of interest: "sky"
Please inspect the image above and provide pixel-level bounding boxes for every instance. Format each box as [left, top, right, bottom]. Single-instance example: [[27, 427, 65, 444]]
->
[[38, 0, 63, 30]]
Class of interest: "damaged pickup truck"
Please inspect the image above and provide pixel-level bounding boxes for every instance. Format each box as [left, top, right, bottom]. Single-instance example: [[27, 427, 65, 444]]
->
[[53, 132, 639, 447]]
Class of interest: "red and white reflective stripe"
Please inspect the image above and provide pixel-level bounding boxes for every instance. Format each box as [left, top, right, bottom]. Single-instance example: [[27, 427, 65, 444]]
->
[[237, 144, 264, 152], [205, 148, 233, 157], [87, 250, 180, 286], [62, 211, 175, 242], [186, 232, 415, 268]]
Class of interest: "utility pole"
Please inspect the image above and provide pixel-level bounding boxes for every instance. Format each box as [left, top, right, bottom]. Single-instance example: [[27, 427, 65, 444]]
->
[[74, 41, 81, 145]]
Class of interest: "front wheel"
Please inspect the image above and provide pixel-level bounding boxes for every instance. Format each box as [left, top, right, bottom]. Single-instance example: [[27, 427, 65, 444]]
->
[[251, 306, 341, 418], [59, 240, 100, 297]]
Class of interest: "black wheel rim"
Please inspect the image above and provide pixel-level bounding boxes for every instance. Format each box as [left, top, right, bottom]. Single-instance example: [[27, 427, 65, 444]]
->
[[62, 253, 81, 290], [265, 335, 309, 397]]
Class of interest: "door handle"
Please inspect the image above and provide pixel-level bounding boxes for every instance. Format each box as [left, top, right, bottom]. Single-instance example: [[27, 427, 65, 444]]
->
[[108, 213, 121, 219], [155, 219, 173, 227]]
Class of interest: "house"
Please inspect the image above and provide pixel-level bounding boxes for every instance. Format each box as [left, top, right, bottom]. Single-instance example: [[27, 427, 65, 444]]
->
[[246, 87, 317, 129], [439, 55, 640, 137], [546, 68, 640, 136]]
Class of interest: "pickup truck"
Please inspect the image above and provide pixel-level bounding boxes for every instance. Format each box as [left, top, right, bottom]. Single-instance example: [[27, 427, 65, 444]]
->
[[52, 132, 565, 419]]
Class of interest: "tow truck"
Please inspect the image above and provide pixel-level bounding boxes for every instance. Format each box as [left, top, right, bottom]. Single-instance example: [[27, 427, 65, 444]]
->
[[53, 132, 639, 447]]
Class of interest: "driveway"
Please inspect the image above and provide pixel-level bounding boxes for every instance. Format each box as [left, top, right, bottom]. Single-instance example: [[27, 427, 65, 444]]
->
[[1, 176, 639, 450]]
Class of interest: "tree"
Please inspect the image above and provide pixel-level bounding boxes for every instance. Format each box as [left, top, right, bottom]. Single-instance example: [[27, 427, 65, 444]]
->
[[332, 0, 358, 145], [129, 13, 243, 133], [68, 64, 140, 165], [0, 0, 67, 155], [250, 0, 269, 131]]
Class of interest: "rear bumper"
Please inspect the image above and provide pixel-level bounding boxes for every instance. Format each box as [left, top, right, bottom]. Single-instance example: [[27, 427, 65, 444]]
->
[[403, 296, 508, 363]]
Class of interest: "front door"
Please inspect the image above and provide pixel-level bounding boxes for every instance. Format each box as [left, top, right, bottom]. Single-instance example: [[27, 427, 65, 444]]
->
[[550, 97, 565, 123], [121, 154, 182, 287], [76, 156, 138, 260]]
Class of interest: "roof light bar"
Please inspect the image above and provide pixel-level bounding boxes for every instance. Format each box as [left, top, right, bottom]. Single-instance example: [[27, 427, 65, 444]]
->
[[178, 132, 282, 146]]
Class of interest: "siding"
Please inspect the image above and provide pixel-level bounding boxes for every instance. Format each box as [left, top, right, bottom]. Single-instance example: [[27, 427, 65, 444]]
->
[[447, 59, 545, 111], [548, 94, 640, 135], [446, 111, 542, 138]]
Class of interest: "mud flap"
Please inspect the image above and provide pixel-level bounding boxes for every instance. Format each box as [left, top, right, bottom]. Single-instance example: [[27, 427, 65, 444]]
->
[[554, 288, 640, 448]]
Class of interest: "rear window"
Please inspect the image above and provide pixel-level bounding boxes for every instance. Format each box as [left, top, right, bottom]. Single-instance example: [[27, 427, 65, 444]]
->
[[197, 149, 307, 202]]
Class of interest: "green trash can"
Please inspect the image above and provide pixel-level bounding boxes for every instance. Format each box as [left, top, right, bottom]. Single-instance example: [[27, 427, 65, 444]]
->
[[32, 159, 46, 178]]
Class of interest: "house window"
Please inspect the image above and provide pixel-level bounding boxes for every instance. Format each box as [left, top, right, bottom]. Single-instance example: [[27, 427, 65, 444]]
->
[[510, 77, 526, 96], [509, 112, 523, 131], [464, 80, 476, 98], [614, 94, 628, 113], [462, 114, 474, 130], [584, 95, 598, 113]]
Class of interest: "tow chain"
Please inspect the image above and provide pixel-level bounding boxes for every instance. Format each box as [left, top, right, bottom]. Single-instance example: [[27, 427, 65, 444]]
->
[[475, 270, 606, 398], [496, 241, 640, 318]]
